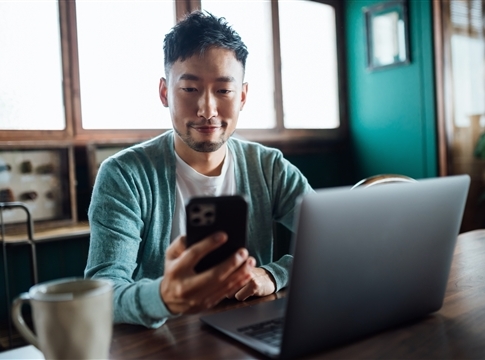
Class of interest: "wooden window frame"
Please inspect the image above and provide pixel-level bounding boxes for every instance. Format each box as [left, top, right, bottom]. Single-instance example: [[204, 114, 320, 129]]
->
[[0, 1, 74, 142], [236, 0, 348, 149], [0, 0, 347, 151]]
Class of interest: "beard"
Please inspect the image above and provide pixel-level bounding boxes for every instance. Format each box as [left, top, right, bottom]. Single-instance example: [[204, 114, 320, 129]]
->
[[174, 125, 233, 153]]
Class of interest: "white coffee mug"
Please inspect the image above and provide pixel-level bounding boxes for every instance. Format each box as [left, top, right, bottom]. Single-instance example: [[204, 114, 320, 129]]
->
[[12, 277, 113, 360]]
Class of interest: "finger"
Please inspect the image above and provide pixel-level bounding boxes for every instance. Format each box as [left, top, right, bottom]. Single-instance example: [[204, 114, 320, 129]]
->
[[187, 248, 250, 300], [205, 257, 257, 304], [166, 238, 245, 306], [181, 278, 243, 313], [196, 258, 255, 309], [197, 247, 249, 285], [225, 257, 257, 299], [181, 253, 255, 309], [234, 282, 256, 302], [178, 232, 227, 270], [165, 235, 187, 260]]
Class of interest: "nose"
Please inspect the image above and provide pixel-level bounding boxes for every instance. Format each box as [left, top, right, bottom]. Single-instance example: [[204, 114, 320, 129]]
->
[[197, 91, 218, 120]]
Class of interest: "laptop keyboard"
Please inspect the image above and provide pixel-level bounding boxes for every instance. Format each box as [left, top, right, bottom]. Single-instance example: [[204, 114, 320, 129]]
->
[[237, 317, 284, 347]]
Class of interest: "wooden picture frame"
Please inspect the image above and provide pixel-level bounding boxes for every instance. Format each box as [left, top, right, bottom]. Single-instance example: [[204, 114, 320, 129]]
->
[[364, 0, 410, 71]]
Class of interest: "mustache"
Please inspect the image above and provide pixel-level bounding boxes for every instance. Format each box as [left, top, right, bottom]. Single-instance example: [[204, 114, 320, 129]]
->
[[188, 119, 226, 127]]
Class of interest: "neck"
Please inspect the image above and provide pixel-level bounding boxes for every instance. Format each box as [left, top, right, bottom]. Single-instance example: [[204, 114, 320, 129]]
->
[[174, 138, 227, 176]]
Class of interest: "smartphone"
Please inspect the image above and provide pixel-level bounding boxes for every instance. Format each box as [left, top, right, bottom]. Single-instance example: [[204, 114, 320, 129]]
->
[[186, 195, 248, 273]]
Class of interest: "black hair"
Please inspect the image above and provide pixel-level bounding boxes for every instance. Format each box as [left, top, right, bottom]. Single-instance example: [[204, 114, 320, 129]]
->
[[163, 11, 248, 77]]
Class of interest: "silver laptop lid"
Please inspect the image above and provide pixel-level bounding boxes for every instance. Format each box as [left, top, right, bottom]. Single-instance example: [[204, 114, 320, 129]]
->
[[281, 175, 470, 358]]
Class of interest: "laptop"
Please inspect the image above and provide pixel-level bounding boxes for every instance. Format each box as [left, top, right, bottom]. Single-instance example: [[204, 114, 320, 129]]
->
[[200, 175, 470, 359]]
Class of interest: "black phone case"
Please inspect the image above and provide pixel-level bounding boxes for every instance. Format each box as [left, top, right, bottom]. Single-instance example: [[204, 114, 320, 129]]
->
[[186, 195, 248, 273]]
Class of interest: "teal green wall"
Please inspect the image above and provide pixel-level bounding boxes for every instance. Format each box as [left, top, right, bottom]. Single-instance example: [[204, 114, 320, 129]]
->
[[346, 0, 438, 179], [285, 147, 355, 189]]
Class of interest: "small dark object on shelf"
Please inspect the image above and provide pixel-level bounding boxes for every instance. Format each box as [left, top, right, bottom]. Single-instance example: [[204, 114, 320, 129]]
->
[[36, 163, 55, 175], [19, 191, 38, 201], [20, 161, 33, 174], [45, 190, 55, 200], [0, 188, 14, 202]]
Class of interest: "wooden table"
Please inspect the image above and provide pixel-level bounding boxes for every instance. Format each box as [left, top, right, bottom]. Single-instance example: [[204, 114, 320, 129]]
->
[[109, 230, 485, 359]]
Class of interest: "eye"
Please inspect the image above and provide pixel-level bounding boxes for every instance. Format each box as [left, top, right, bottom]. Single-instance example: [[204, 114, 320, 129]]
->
[[218, 89, 232, 94], [182, 88, 197, 93]]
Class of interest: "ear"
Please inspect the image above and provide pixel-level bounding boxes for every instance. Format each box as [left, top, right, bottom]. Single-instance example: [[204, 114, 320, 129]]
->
[[240, 82, 248, 111], [159, 78, 169, 107]]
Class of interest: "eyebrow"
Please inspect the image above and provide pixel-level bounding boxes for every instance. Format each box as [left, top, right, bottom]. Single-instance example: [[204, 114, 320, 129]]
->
[[215, 75, 236, 83], [178, 73, 236, 83]]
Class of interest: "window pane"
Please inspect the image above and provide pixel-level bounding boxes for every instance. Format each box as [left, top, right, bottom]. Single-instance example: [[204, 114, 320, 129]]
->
[[201, 0, 276, 129], [0, 1, 65, 130], [76, 0, 174, 130], [451, 34, 485, 127], [279, 0, 340, 129]]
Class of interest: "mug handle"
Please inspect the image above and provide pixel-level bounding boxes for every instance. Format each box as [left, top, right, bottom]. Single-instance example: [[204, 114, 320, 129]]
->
[[12, 293, 40, 349]]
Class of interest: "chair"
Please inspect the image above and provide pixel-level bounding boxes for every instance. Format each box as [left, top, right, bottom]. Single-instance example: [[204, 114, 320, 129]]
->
[[351, 174, 416, 190], [0, 202, 38, 349]]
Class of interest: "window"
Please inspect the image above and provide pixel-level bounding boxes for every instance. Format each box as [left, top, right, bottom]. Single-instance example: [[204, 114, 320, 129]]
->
[[201, 0, 276, 129], [0, 0, 345, 143], [75, 0, 175, 130], [278, 0, 339, 129], [202, 0, 341, 134], [449, 0, 485, 127], [0, 1, 65, 131], [450, 35, 484, 127]]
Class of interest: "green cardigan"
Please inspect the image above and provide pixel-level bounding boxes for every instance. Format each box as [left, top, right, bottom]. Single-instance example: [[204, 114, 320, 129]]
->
[[85, 131, 313, 328]]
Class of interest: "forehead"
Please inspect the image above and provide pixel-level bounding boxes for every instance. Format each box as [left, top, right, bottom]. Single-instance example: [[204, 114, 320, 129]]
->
[[168, 47, 244, 82]]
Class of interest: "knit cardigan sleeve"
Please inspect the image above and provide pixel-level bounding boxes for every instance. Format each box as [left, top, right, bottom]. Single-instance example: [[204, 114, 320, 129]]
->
[[85, 135, 176, 328]]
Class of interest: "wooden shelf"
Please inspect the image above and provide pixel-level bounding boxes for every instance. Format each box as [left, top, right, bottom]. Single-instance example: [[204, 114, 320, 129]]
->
[[1, 222, 90, 244]]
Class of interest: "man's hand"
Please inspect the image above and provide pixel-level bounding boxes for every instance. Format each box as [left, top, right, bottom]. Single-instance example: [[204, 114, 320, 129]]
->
[[160, 232, 256, 315], [228, 267, 277, 301]]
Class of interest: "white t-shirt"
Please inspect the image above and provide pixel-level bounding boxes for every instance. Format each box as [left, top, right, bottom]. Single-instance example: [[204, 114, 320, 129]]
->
[[170, 147, 236, 241]]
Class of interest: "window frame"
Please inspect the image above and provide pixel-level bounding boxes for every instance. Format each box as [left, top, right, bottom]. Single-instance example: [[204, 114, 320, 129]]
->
[[0, 0, 74, 142], [236, 0, 348, 146], [0, 0, 347, 148]]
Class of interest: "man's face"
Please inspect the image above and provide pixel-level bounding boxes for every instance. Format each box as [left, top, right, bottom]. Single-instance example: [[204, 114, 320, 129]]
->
[[159, 47, 248, 153]]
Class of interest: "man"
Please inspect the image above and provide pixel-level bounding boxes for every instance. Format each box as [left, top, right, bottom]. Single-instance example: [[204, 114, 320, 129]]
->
[[85, 11, 313, 328]]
